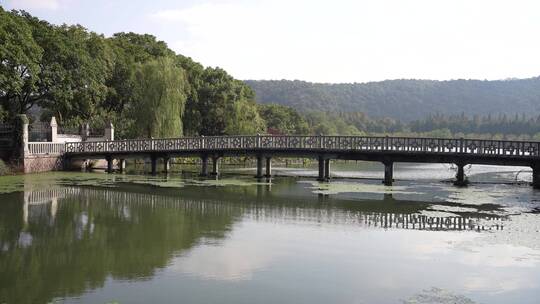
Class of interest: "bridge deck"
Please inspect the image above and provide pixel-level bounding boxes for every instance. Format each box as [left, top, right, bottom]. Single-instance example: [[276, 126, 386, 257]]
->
[[55, 135, 540, 187], [63, 135, 540, 165]]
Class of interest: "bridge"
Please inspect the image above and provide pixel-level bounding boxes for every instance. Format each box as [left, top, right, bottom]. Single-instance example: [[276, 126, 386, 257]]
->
[[48, 135, 540, 188]]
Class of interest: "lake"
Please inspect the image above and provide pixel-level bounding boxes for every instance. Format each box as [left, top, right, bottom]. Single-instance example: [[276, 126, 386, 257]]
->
[[0, 163, 539, 304]]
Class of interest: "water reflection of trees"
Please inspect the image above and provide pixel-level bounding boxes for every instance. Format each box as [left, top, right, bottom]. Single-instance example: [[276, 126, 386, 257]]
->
[[0, 185, 505, 303], [0, 187, 240, 304]]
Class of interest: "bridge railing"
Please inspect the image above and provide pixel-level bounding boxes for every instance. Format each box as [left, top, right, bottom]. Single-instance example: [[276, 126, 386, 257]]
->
[[64, 135, 540, 157], [28, 142, 65, 155]]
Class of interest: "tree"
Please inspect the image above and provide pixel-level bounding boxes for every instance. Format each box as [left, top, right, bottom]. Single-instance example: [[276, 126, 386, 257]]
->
[[175, 54, 205, 136], [130, 57, 187, 138], [225, 99, 266, 134], [104, 32, 175, 114], [258, 103, 309, 134], [196, 67, 262, 135], [0, 8, 42, 117], [0, 11, 113, 125], [35, 23, 113, 125]]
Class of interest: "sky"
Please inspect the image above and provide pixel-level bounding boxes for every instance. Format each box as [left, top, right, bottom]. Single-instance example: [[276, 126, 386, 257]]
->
[[3, 0, 540, 83]]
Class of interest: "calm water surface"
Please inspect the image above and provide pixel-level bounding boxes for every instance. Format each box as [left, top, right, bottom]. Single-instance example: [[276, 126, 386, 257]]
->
[[1, 163, 539, 304]]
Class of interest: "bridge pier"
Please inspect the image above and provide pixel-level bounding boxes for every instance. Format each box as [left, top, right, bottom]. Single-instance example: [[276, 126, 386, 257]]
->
[[118, 159, 126, 173], [532, 165, 540, 189], [80, 159, 88, 172], [383, 161, 393, 186], [324, 159, 331, 180], [317, 156, 325, 181], [106, 156, 113, 174], [454, 163, 468, 186], [200, 155, 209, 177], [265, 157, 272, 178], [150, 155, 157, 175], [256, 156, 264, 178], [211, 156, 220, 176], [163, 157, 171, 174]]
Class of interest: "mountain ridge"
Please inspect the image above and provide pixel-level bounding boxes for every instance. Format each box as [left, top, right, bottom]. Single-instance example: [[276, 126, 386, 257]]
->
[[245, 77, 540, 121]]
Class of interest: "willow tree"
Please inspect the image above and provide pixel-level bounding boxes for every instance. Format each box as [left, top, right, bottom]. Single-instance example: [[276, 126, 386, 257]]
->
[[131, 57, 187, 138], [225, 99, 266, 134]]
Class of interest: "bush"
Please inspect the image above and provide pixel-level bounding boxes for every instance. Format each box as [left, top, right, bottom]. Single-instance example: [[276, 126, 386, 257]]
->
[[0, 160, 9, 175]]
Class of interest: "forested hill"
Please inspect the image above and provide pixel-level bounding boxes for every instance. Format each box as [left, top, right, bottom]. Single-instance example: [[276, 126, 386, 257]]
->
[[245, 78, 540, 121]]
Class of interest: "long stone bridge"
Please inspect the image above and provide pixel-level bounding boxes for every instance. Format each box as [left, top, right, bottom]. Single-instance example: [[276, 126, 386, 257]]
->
[[37, 134, 540, 188]]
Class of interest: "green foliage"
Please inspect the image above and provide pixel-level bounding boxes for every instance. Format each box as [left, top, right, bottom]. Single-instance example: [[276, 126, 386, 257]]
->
[[175, 55, 205, 136], [305, 111, 540, 139], [0, 7, 42, 116], [104, 32, 174, 114], [258, 104, 308, 134], [39, 24, 113, 125], [194, 68, 262, 135], [304, 112, 363, 135], [246, 78, 540, 122], [408, 113, 540, 136], [225, 99, 266, 135], [131, 57, 187, 138], [1, 11, 113, 125]]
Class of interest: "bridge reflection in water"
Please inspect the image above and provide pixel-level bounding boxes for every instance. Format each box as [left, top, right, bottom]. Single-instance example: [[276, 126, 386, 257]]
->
[[19, 185, 504, 232], [0, 183, 507, 304]]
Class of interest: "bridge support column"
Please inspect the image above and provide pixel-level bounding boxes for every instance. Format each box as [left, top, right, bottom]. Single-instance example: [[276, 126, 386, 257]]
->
[[150, 155, 158, 176], [256, 156, 264, 178], [82, 159, 89, 172], [118, 159, 126, 173], [211, 156, 220, 176], [265, 157, 272, 178], [200, 155, 209, 177], [383, 161, 393, 186], [317, 156, 325, 181], [106, 156, 113, 174], [454, 163, 468, 186], [324, 159, 331, 181], [532, 165, 540, 189], [163, 157, 170, 174]]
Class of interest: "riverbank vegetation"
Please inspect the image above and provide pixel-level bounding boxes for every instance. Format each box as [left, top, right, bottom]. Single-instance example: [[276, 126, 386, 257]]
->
[[1, 7, 539, 140]]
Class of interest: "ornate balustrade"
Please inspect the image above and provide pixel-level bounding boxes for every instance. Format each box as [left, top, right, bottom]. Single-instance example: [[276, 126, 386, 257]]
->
[[63, 135, 540, 157]]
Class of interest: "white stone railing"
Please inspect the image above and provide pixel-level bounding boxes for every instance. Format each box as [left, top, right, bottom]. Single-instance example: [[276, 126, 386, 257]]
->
[[28, 142, 65, 155], [21, 116, 112, 156]]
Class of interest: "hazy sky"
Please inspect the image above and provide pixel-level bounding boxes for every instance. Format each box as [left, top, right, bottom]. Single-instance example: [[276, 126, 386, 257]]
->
[[4, 0, 540, 83]]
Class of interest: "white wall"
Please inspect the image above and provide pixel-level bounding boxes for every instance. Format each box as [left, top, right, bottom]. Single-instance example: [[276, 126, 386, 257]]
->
[[56, 134, 82, 143]]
